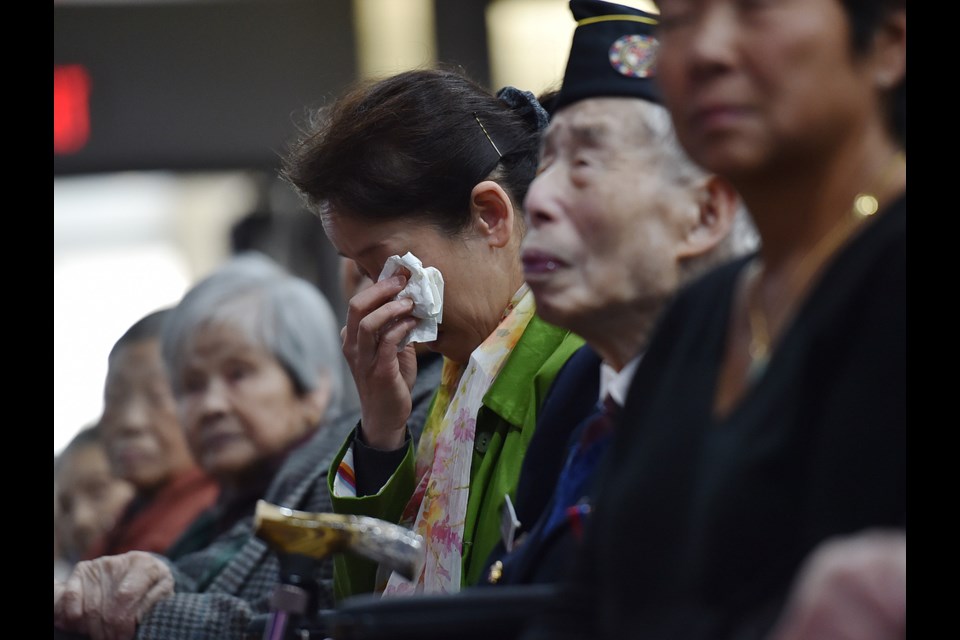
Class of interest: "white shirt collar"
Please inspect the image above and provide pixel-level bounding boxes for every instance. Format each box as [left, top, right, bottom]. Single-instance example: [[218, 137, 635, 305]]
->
[[599, 353, 643, 408]]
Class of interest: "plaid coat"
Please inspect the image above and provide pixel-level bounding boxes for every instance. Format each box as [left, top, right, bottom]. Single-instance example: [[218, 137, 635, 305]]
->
[[134, 354, 443, 640]]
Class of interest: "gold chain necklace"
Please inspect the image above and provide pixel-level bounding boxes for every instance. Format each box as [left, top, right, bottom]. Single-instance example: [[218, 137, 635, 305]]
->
[[746, 151, 906, 382]]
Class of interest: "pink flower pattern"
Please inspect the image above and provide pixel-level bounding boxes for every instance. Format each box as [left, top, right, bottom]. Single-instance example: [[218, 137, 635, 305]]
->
[[453, 408, 476, 442]]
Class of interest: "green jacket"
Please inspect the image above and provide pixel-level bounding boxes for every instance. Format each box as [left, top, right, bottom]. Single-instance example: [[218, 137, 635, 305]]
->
[[328, 314, 584, 599]]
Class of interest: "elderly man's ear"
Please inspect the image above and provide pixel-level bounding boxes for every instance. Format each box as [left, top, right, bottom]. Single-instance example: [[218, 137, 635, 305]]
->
[[677, 175, 741, 260]]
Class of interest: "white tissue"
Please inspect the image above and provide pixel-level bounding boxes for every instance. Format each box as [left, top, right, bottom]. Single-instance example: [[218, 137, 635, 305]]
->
[[378, 252, 444, 349]]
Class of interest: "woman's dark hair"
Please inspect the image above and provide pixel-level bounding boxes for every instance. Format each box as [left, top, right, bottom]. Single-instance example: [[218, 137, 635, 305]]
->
[[842, 0, 906, 149], [281, 67, 545, 235]]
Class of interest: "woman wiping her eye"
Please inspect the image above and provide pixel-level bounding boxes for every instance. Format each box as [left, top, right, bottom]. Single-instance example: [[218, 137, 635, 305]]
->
[[282, 67, 584, 598]]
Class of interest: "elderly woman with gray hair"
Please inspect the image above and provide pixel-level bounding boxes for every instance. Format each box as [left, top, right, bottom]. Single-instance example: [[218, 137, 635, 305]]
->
[[54, 251, 357, 640], [160, 251, 348, 558]]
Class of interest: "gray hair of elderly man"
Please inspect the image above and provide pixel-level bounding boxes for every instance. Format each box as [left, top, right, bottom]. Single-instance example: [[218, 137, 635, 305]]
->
[[636, 100, 760, 281], [160, 251, 348, 421]]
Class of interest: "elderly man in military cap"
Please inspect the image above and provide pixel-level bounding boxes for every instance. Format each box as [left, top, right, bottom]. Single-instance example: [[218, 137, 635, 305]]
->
[[480, 0, 757, 586]]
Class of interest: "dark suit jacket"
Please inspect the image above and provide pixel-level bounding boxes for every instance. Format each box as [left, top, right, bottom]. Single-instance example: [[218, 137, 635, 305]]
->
[[480, 344, 602, 585]]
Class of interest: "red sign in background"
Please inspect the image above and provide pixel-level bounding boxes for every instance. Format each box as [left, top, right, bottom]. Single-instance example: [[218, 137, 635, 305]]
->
[[54, 64, 91, 156]]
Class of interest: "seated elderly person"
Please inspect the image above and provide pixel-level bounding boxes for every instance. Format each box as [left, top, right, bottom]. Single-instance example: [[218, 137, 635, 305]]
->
[[482, 0, 757, 586], [160, 252, 348, 558], [85, 308, 219, 561], [53, 252, 419, 640]]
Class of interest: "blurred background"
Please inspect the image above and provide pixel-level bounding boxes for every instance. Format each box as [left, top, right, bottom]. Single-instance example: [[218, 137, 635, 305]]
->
[[54, 0, 655, 456]]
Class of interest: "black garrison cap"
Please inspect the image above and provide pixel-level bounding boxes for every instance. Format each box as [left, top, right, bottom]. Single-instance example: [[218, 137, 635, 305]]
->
[[553, 0, 661, 112]]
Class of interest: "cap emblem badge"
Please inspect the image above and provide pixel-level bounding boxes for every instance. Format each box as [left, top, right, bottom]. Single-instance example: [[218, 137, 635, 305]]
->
[[608, 34, 658, 78]]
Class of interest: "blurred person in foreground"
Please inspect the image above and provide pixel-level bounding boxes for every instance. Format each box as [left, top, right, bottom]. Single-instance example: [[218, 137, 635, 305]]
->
[[481, 0, 757, 587], [280, 67, 584, 598], [524, 0, 906, 638], [54, 424, 134, 579], [85, 308, 219, 560], [54, 252, 369, 639]]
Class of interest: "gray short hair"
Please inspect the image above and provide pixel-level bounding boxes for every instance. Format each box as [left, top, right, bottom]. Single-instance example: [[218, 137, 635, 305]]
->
[[161, 252, 347, 420]]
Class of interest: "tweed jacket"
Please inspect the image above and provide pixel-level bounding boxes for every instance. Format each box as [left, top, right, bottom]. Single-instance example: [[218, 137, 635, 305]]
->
[[132, 354, 444, 640]]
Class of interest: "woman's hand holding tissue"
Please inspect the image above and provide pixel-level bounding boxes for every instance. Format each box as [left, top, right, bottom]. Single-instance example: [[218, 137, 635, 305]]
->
[[341, 252, 444, 450], [342, 272, 421, 450]]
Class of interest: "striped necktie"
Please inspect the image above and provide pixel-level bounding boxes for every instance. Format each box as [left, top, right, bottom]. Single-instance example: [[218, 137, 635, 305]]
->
[[543, 394, 620, 536]]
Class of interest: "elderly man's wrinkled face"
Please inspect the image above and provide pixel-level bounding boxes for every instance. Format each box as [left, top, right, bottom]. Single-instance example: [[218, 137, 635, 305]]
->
[[522, 97, 697, 341]]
